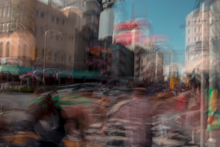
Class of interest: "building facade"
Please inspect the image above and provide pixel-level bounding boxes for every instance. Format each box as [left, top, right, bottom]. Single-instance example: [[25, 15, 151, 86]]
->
[[34, 1, 77, 69], [185, 7, 210, 73], [110, 43, 134, 77], [0, 0, 36, 66], [134, 44, 158, 81], [0, 0, 89, 70]]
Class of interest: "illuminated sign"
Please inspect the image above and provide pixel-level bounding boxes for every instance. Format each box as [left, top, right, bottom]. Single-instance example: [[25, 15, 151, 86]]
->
[[113, 20, 150, 31], [114, 31, 147, 45]]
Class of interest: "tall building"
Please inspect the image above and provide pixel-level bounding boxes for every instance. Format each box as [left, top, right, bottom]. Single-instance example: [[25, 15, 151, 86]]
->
[[185, 7, 210, 73], [0, 0, 83, 70], [62, 0, 102, 71]]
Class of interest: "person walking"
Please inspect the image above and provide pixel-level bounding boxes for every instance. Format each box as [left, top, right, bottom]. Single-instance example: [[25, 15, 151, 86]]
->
[[102, 87, 153, 147]]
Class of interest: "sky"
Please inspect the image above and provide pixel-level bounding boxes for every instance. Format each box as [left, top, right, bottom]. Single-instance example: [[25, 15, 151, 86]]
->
[[113, 0, 196, 64], [147, 0, 196, 64]]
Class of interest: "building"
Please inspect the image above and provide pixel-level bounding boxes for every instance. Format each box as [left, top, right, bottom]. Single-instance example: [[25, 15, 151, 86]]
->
[[0, 0, 36, 66], [134, 44, 158, 81], [185, 6, 210, 73], [0, 0, 79, 69], [110, 43, 134, 77], [62, 0, 102, 71], [34, 1, 77, 69]]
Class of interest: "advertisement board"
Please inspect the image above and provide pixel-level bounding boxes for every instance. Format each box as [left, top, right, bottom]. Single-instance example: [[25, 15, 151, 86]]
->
[[113, 20, 150, 31], [98, 8, 114, 40], [114, 31, 147, 46]]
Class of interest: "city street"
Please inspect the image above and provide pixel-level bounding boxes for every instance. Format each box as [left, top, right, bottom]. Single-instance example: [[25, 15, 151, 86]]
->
[[0, 92, 34, 109]]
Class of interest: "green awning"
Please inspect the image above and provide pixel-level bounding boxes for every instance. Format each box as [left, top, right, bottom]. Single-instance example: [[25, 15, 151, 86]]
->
[[0, 65, 20, 75]]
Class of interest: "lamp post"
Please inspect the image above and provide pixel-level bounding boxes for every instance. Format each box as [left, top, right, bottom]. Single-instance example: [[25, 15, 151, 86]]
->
[[43, 30, 61, 70]]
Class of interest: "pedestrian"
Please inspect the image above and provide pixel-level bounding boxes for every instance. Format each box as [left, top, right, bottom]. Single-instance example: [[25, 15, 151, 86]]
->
[[102, 87, 153, 147]]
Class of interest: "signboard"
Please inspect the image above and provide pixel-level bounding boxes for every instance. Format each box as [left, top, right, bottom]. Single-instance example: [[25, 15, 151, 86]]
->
[[99, 9, 114, 40], [113, 20, 150, 31], [207, 89, 220, 130], [86, 46, 112, 55], [114, 31, 146, 46]]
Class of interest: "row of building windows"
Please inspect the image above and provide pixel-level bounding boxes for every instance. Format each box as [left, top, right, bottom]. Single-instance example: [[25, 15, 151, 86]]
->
[[36, 49, 72, 63], [0, 42, 10, 57], [0, 23, 11, 32], [35, 27, 74, 41], [188, 27, 201, 34], [0, 42, 28, 57], [0, 6, 12, 17], [36, 10, 65, 25], [188, 36, 201, 43]]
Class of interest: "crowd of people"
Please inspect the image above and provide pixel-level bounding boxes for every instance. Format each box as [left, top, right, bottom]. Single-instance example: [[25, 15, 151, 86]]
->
[[0, 74, 205, 147]]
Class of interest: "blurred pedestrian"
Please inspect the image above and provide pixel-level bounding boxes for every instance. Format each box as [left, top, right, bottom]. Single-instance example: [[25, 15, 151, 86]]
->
[[102, 87, 152, 147]]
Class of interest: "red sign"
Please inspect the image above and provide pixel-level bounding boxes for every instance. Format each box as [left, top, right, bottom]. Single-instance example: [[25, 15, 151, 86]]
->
[[113, 20, 150, 31], [114, 31, 147, 45]]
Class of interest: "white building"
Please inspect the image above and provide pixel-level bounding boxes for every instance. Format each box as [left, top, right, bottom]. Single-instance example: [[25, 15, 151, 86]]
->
[[185, 7, 210, 73]]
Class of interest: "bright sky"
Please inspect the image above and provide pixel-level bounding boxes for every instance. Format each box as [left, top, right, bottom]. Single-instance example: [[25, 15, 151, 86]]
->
[[113, 0, 196, 64], [148, 0, 196, 64]]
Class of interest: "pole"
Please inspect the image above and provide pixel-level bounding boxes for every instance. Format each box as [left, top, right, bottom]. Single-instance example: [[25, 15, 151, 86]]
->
[[139, 49, 141, 81], [200, 2, 205, 147], [43, 31, 48, 70], [43, 31, 48, 85], [155, 50, 158, 82], [169, 50, 171, 77]]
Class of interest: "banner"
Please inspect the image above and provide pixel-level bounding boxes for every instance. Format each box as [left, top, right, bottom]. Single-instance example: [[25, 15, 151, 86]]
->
[[207, 89, 220, 130], [113, 20, 150, 31]]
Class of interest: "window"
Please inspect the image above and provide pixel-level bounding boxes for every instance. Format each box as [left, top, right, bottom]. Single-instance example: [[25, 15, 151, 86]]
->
[[6, 42, 10, 57], [4, 7, 7, 15], [194, 37, 196, 41], [8, 6, 11, 14], [40, 27, 43, 36], [188, 29, 190, 34], [7, 23, 10, 32], [42, 49, 44, 57], [188, 38, 190, 43], [51, 16, 54, 22], [0, 42, 3, 57], [0, 24, 2, 32], [54, 53, 57, 62], [56, 18, 59, 24], [41, 12, 44, 19], [23, 44, 27, 58], [0, 7, 3, 16], [188, 21, 190, 25], [194, 27, 196, 32], [61, 55, 63, 62], [62, 19, 65, 25], [3, 24, 6, 32], [35, 27, 37, 35]]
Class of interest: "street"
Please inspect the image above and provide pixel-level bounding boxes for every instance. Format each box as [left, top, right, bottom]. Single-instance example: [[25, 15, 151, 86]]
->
[[0, 92, 34, 109]]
